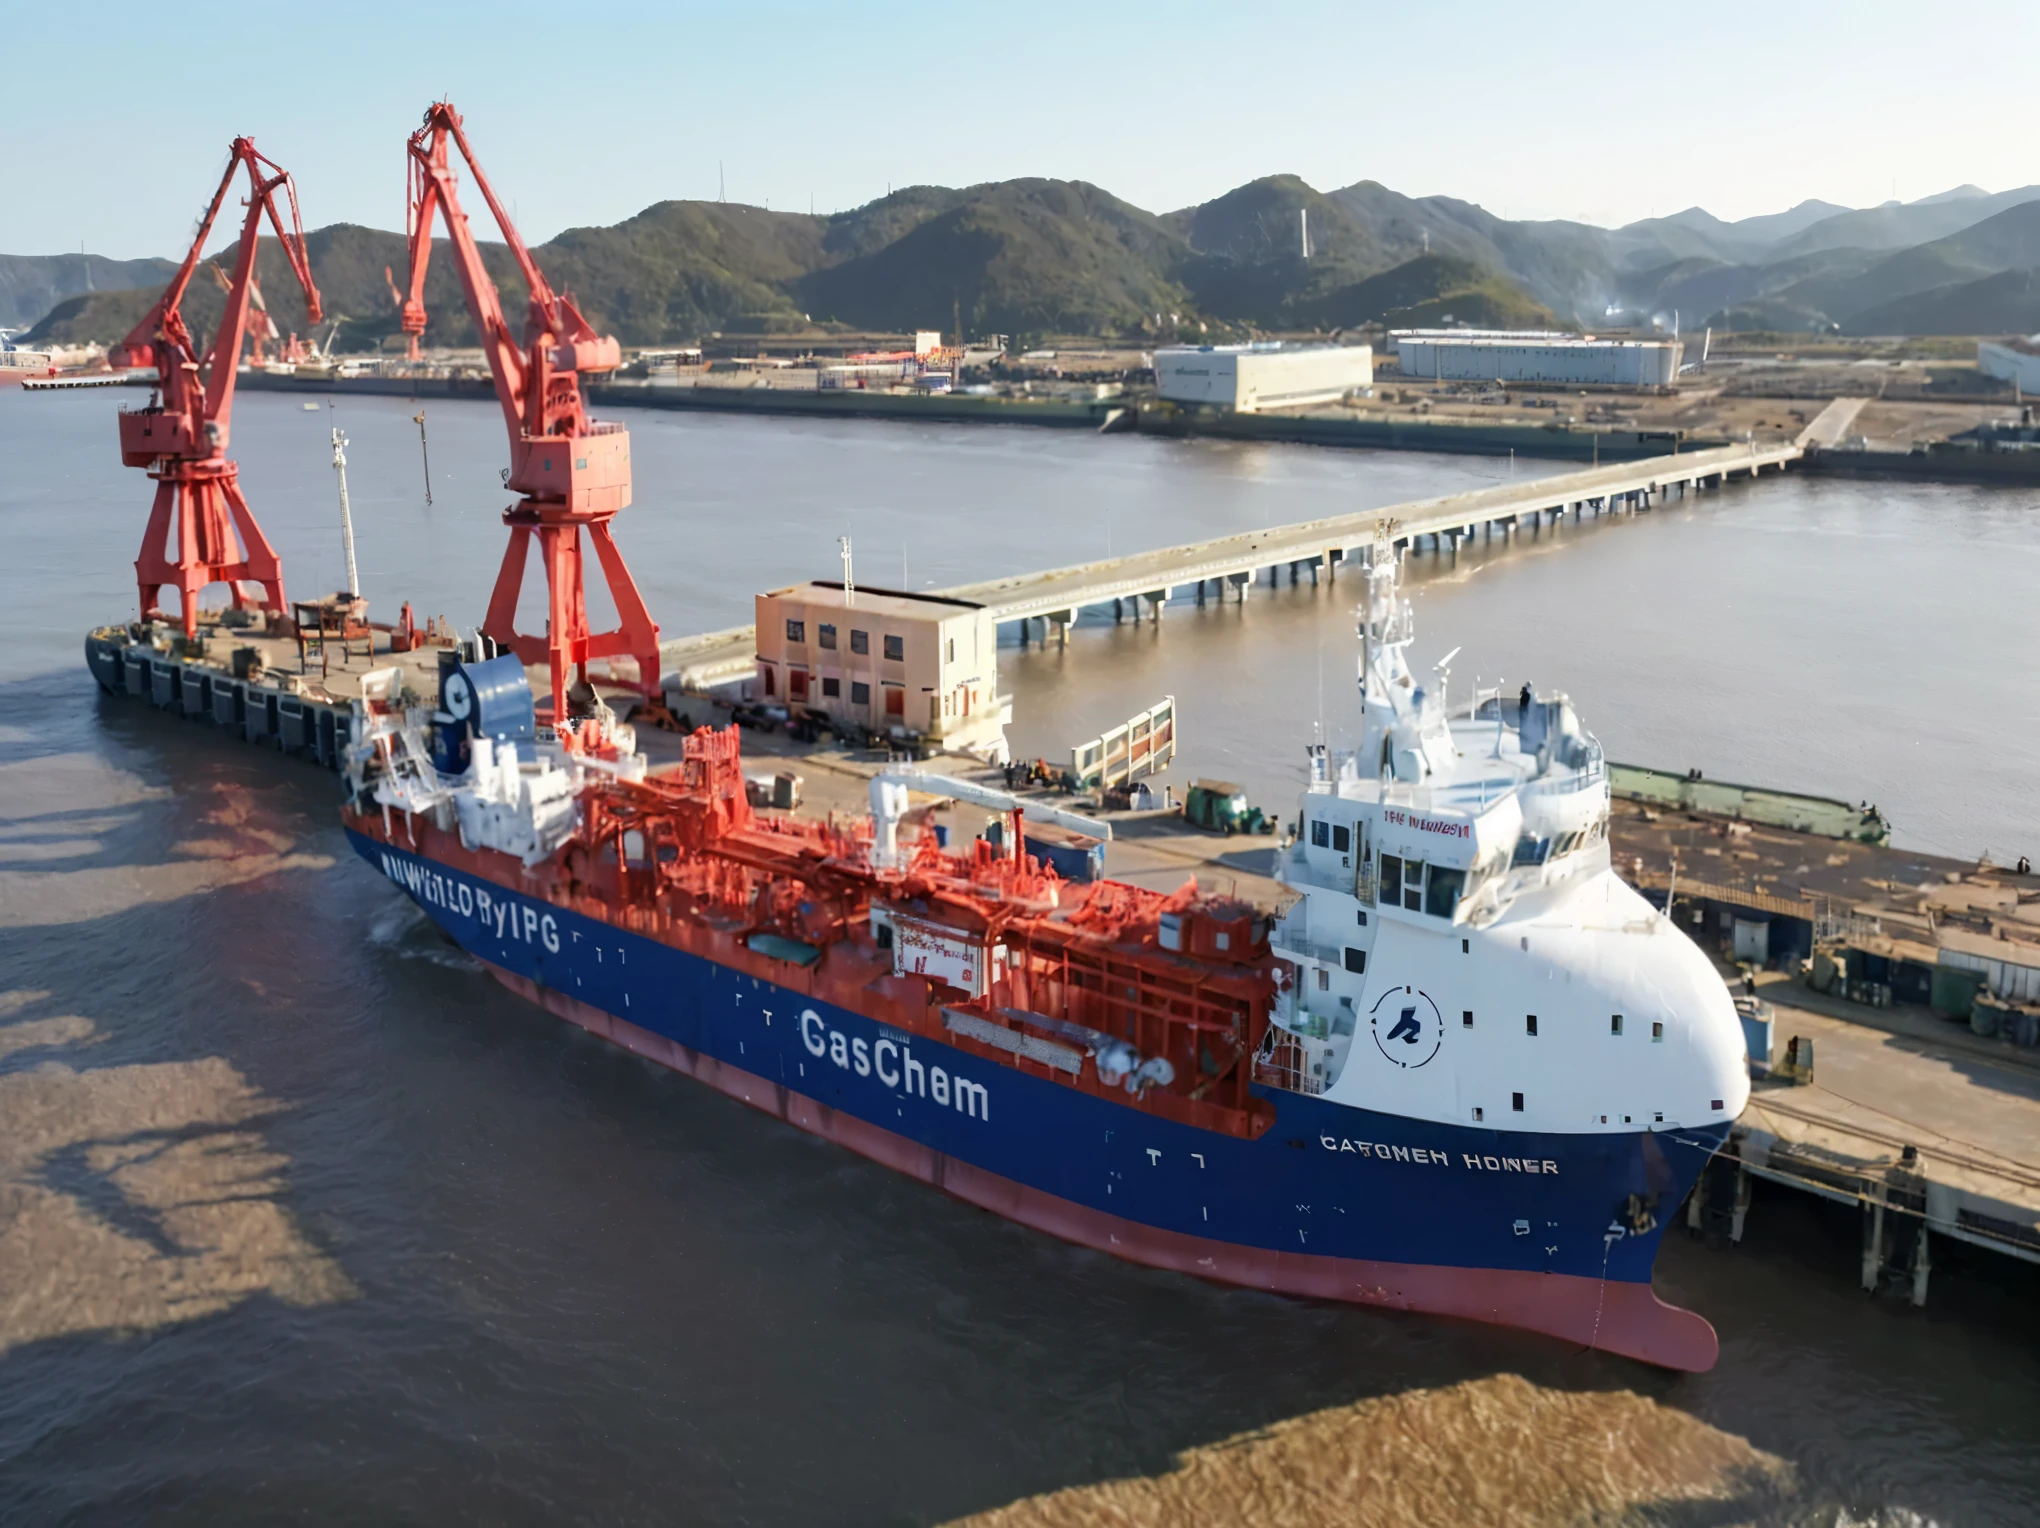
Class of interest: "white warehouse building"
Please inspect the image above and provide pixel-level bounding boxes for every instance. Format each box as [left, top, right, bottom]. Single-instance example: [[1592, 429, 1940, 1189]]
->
[[1154, 343, 1372, 413], [1393, 330, 1683, 387], [1978, 337, 2040, 395]]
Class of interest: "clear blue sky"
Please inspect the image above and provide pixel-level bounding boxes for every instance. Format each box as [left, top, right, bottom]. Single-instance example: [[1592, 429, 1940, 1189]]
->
[[6, 0, 2032, 259]]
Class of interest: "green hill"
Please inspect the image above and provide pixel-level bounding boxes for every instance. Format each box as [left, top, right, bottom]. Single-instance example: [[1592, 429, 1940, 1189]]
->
[[800, 180, 1191, 335], [1845, 267, 2040, 336], [1297, 254, 1556, 329], [18, 175, 1557, 349]]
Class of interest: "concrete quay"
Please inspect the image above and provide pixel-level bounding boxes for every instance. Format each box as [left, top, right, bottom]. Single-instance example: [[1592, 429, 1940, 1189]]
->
[[662, 432, 1809, 692], [1692, 975, 2040, 1305]]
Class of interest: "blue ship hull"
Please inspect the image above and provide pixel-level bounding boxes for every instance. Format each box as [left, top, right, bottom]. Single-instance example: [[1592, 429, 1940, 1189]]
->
[[352, 829, 1731, 1367]]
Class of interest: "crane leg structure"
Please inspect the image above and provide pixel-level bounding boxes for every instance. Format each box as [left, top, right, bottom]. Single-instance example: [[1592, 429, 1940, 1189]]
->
[[400, 100, 659, 725], [135, 467, 286, 630], [483, 516, 662, 709]]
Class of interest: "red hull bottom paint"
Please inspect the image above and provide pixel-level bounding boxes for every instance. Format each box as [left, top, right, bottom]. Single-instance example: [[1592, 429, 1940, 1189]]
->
[[488, 960, 1720, 1371]]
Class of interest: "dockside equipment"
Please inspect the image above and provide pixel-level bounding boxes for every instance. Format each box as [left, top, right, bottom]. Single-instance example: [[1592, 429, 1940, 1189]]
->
[[109, 139, 323, 637], [396, 101, 660, 729]]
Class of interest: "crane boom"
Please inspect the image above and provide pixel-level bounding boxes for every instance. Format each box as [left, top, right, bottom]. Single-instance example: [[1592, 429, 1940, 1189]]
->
[[399, 101, 658, 726], [111, 138, 322, 636]]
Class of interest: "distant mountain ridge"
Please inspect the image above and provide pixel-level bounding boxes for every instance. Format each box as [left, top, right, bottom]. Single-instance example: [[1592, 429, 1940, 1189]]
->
[[18, 177, 2040, 347], [0, 253, 178, 332]]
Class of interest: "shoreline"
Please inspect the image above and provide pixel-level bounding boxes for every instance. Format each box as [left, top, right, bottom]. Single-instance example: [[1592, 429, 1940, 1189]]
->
[[212, 369, 2040, 484]]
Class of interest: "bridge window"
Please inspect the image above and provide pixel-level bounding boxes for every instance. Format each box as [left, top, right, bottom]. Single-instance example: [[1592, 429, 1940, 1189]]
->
[[1380, 853, 1401, 895], [1312, 820, 1330, 848], [1611, 1013, 1623, 1035], [1652, 1021, 1664, 1042], [1343, 947, 1366, 973], [818, 623, 837, 650], [1332, 824, 1351, 853], [1425, 865, 1465, 919], [1462, 1010, 1473, 1028], [1526, 1014, 1538, 1036], [1401, 857, 1424, 911], [1512, 1092, 1524, 1112]]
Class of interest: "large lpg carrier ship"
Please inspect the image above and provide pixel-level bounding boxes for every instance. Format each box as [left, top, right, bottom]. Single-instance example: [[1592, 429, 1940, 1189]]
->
[[341, 538, 1750, 1371], [85, 100, 1747, 1367]]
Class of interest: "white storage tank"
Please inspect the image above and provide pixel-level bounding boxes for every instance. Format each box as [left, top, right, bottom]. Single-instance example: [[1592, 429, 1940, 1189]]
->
[[1393, 330, 1682, 387], [1155, 343, 1372, 413]]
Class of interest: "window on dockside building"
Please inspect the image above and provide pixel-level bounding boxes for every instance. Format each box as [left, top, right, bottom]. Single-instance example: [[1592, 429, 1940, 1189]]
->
[[822, 677, 840, 698], [884, 633, 905, 661], [818, 623, 838, 650], [786, 619, 806, 644], [851, 681, 870, 706], [851, 629, 869, 655]]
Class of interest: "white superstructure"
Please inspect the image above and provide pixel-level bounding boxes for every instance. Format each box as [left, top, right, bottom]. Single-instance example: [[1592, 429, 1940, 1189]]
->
[[1264, 532, 1748, 1136], [1155, 344, 1373, 413], [1393, 330, 1682, 387], [343, 663, 647, 867]]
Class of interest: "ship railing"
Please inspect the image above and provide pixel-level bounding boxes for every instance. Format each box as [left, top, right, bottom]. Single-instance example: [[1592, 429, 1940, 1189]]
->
[[1253, 1029, 1323, 1097], [1353, 865, 1377, 906], [1279, 844, 1364, 897], [1521, 738, 1606, 797], [1269, 925, 1342, 970]]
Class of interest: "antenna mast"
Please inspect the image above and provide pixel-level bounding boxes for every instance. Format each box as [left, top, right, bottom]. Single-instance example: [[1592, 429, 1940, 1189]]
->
[[331, 428, 360, 598]]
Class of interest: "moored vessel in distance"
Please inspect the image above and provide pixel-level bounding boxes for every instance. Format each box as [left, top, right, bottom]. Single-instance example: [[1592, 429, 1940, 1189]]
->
[[0, 336, 56, 386], [340, 529, 1749, 1370]]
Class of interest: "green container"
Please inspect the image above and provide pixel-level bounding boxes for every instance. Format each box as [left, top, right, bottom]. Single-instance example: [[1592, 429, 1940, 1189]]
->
[[1931, 965, 1984, 1020]]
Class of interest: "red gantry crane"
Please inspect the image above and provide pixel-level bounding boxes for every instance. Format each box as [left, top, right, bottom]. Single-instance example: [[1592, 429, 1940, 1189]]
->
[[397, 100, 660, 724], [110, 139, 321, 636]]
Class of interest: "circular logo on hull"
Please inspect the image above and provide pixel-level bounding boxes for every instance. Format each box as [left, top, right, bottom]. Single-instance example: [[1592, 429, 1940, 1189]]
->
[[1369, 985, 1443, 1069]]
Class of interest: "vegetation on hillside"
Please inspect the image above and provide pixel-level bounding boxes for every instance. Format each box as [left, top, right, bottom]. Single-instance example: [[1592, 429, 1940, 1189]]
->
[[24, 170, 2040, 350]]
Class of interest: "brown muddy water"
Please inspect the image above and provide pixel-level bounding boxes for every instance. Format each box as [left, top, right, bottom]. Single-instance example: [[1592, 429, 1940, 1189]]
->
[[2, 389, 2038, 1526]]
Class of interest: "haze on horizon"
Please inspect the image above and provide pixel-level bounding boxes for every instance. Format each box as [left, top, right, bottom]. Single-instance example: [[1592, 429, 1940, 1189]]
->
[[4, 0, 2030, 260]]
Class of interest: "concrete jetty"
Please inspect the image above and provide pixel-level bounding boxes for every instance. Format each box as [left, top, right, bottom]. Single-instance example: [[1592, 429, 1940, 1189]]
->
[[662, 431, 1811, 692]]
